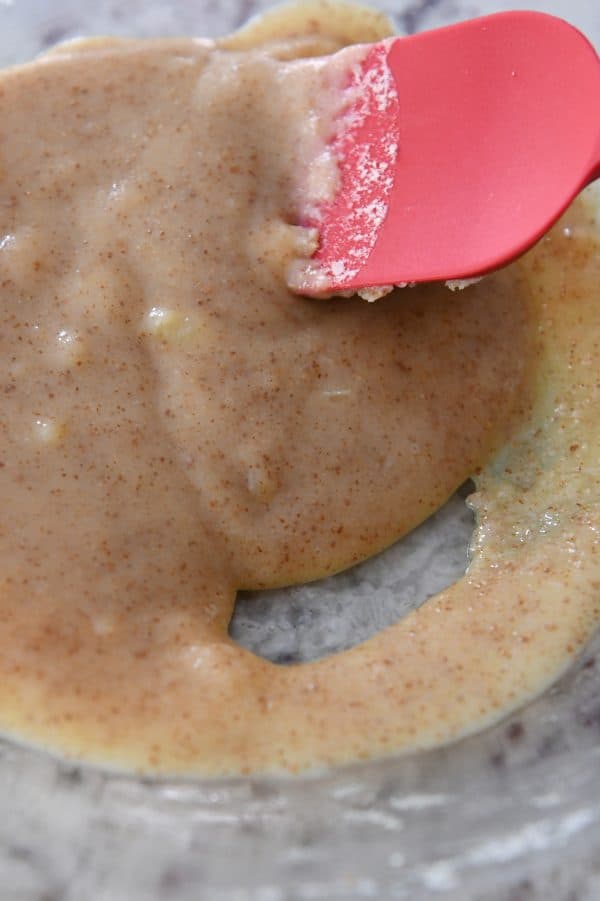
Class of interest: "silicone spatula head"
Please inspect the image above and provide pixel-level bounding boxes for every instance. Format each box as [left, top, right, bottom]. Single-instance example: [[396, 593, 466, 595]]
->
[[293, 11, 600, 297]]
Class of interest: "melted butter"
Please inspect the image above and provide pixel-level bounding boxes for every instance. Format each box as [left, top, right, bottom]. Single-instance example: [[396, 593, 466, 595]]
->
[[0, 5, 597, 775]]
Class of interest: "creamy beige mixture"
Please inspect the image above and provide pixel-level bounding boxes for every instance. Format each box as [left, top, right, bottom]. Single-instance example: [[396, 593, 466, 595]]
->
[[0, 4, 598, 775]]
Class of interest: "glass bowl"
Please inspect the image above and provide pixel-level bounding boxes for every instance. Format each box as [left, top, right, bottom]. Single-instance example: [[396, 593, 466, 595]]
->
[[1, 2, 599, 898]]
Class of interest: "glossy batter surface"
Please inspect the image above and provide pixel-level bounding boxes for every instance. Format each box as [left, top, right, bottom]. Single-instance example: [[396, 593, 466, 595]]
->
[[0, 6, 597, 774]]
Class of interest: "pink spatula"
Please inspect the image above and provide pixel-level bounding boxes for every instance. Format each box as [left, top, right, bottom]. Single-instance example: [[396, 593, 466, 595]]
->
[[294, 11, 600, 297]]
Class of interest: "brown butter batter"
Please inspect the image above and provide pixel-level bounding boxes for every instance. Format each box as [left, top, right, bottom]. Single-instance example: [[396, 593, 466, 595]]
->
[[0, 4, 598, 774]]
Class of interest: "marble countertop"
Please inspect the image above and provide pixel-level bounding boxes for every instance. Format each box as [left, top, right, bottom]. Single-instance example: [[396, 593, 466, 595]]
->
[[0, 1, 599, 899]]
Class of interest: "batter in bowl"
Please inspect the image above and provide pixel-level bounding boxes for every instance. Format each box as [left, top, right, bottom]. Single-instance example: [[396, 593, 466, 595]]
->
[[0, 3, 597, 774]]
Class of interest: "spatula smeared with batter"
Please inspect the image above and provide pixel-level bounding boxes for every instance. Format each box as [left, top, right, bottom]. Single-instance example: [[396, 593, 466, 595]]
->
[[291, 11, 600, 298]]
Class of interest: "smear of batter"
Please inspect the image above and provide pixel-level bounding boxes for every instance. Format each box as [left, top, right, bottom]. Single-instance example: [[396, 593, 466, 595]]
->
[[0, 4, 598, 775]]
